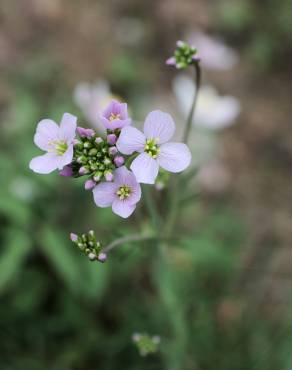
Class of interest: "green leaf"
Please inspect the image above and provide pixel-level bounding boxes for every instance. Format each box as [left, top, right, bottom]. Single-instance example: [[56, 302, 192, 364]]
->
[[0, 228, 31, 292], [40, 227, 82, 293]]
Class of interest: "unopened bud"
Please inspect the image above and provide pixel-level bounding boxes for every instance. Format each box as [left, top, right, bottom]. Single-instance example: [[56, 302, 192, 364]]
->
[[107, 133, 117, 145], [98, 252, 107, 263], [109, 146, 118, 156], [114, 155, 125, 167], [70, 233, 78, 242], [105, 171, 114, 182], [88, 252, 96, 261], [95, 137, 103, 145], [84, 179, 96, 190]]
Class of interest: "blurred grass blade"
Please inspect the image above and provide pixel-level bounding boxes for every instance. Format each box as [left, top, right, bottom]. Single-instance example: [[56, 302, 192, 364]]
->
[[0, 228, 31, 292]]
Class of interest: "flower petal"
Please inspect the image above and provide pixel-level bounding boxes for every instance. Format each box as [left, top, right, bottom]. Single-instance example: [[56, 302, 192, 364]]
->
[[116, 126, 145, 155], [158, 142, 191, 173], [29, 153, 61, 174], [130, 153, 159, 184], [143, 110, 175, 144], [59, 113, 77, 142], [113, 166, 141, 205], [93, 182, 118, 207], [112, 199, 136, 218], [34, 119, 59, 150], [58, 145, 74, 169]]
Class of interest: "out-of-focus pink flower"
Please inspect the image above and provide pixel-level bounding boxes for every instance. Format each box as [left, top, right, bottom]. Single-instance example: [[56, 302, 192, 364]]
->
[[59, 165, 73, 177], [73, 80, 114, 133], [116, 110, 191, 184], [189, 31, 238, 70], [29, 113, 77, 174], [173, 75, 240, 130]]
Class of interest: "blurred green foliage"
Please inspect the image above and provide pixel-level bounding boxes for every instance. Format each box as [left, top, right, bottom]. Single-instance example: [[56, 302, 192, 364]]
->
[[217, 0, 292, 68]]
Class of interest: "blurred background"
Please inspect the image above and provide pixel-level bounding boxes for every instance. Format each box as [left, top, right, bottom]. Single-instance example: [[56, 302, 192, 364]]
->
[[1, 0, 292, 369]]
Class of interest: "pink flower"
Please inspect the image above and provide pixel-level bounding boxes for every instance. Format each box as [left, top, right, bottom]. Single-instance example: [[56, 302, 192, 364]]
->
[[116, 110, 191, 184], [29, 113, 77, 174], [93, 166, 141, 218], [100, 100, 131, 130]]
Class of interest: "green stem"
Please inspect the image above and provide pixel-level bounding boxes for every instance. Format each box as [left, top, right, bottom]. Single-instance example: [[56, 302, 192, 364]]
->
[[103, 234, 177, 253], [164, 62, 201, 235], [103, 234, 155, 253], [182, 61, 201, 144], [143, 185, 161, 232]]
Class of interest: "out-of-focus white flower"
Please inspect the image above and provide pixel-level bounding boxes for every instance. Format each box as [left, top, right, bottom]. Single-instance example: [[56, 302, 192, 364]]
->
[[73, 80, 117, 133], [10, 177, 37, 202], [189, 31, 239, 70], [173, 75, 240, 130], [197, 161, 231, 193]]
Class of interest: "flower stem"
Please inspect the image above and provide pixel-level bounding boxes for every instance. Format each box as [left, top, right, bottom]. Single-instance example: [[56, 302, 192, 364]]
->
[[103, 234, 175, 253], [182, 61, 201, 144]]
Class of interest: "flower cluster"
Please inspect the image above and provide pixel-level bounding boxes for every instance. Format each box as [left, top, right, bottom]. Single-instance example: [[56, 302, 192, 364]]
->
[[30, 99, 191, 218], [70, 230, 106, 262], [132, 333, 161, 357], [166, 40, 199, 69]]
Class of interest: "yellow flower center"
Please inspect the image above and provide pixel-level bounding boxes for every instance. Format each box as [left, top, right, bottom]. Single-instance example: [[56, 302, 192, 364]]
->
[[109, 113, 121, 121], [116, 185, 131, 200], [48, 140, 68, 155], [144, 138, 160, 158]]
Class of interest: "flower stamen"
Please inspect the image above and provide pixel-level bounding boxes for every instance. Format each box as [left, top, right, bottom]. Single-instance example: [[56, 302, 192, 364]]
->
[[144, 138, 160, 158], [109, 113, 121, 121], [116, 185, 132, 200], [48, 140, 68, 155]]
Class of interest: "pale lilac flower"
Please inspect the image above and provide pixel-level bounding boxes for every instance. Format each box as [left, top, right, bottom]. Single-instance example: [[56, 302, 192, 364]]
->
[[116, 111, 191, 184], [100, 100, 131, 130], [73, 80, 113, 133], [189, 31, 238, 70], [29, 113, 77, 174], [93, 166, 141, 218], [173, 75, 240, 130]]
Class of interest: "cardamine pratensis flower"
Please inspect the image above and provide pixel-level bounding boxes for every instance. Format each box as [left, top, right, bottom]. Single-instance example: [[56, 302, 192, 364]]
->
[[166, 40, 199, 70], [100, 100, 131, 130], [116, 110, 191, 184], [29, 113, 77, 174], [70, 230, 106, 262], [93, 166, 141, 218]]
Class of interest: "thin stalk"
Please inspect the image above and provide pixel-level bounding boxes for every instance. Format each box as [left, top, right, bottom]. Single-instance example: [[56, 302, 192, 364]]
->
[[182, 62, 201, 144], [103, 234, 176, 253], [164, 62, 201, 235], [143, 185, 161, 231]]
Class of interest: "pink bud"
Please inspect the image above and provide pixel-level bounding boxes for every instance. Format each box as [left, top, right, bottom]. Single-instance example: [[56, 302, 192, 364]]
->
[[70, 233, 78, 242], [109, 146, 118, 156], [114, 156, 125, 167], [98, 252, 107, 263], [84, 179, 96, 190], [95, 137, 103, 144], [79, 166, 88, 175], [77, 127, 95, 138], [59, 166, 73, 177], [107, 133, 117, 145], [105, 172, 114, 182]]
